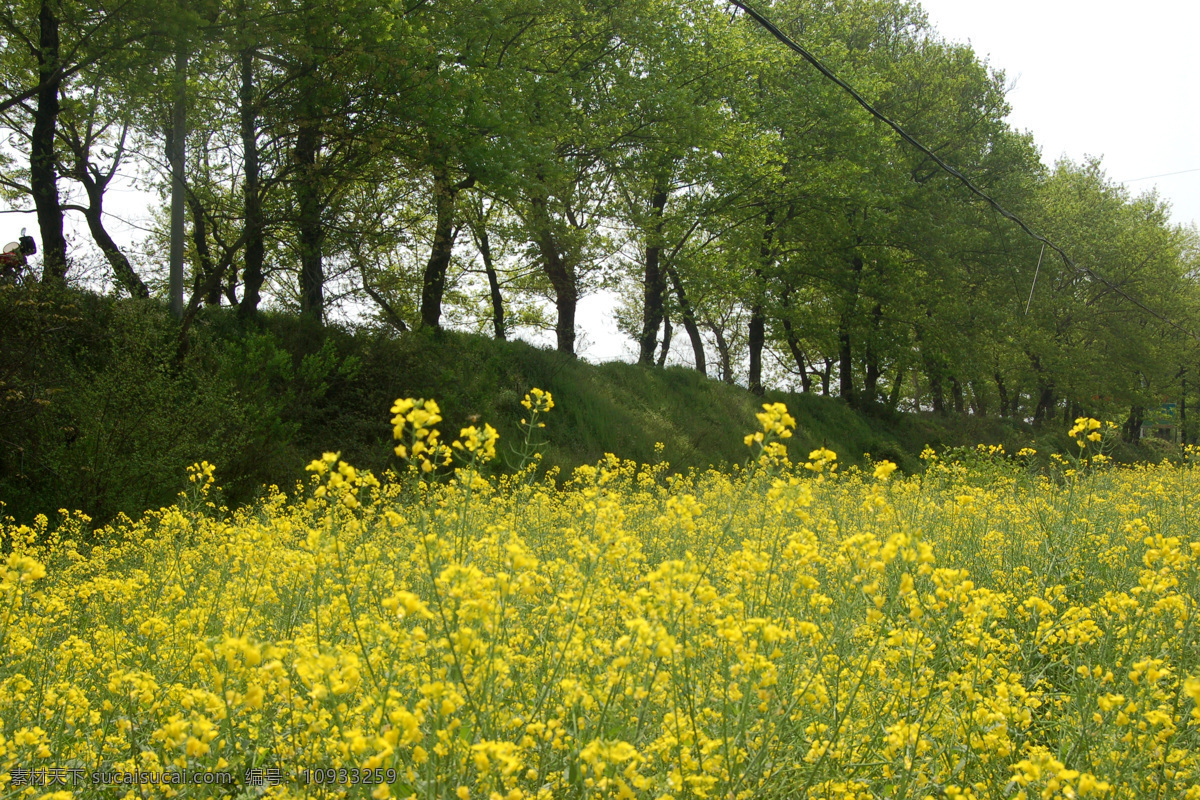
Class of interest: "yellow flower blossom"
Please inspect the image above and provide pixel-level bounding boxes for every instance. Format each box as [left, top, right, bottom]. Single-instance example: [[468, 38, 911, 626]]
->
[[873, 460, 898, 480], [1, 394, 1197, 799]]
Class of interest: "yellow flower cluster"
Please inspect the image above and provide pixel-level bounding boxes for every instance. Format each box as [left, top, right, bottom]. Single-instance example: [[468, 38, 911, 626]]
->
[[872, 459, 898, 480], [1070, 416, 1104, 446], [1, 551, 46, 590], [805, 446, 837, 474], [186, 460, 216, 488], [520, 387, 554, 415], [742, 402, 797, 464], [305, 451, 380, 510], [1, 404, 1199, 799], [392, 398, 453, 472], [451, 424, 499, 464], [754, 401, 795, 438], [390, 396, 505, 473]]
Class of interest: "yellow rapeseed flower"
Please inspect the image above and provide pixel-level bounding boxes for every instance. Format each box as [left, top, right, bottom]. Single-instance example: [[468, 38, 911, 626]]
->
[[4, 393, 1199, 799]]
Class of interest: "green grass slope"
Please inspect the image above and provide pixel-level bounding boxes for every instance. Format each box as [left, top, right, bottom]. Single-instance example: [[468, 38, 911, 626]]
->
[[0, 285, 1161, 528]]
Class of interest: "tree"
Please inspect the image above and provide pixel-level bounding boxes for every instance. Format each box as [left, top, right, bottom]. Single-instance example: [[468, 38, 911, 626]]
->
[[56, 85, 149, 297], [0, 0, 159, 283]]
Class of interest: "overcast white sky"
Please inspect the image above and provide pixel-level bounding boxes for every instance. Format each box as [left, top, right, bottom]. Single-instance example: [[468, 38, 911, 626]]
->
[[916, 0, 1200, 229]]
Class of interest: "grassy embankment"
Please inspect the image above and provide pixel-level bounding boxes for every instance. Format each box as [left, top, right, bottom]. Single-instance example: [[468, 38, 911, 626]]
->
[[0, 283, 1162, 527]]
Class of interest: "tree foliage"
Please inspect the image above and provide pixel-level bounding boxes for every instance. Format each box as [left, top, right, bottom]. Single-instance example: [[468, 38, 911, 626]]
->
[[1, 0, 1196, 431]]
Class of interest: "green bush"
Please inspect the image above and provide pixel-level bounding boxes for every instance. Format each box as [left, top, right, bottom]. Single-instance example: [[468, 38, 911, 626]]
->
[[0, 288, 317, 524]]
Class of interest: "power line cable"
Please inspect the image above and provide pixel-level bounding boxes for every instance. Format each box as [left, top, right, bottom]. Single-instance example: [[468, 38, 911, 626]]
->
[[1123, 166, 1200, 183], [727, 0, 1199, 340], [1025, 243, 1045, 316]]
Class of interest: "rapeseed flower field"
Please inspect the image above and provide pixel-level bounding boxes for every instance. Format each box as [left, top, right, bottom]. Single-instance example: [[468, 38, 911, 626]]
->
[[2, 394, 1200, 799]]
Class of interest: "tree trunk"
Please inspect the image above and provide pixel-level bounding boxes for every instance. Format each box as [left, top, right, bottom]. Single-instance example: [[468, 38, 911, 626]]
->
[[168, 44, 188, 318], [666, 264, 704, 375], [950, 376, 965, 414], [73, 167, 147, 297], [887, 359, 906, 410], [82, 207, 144, 297], [925, 357, 946, 415], [420, 166, 469, 329], [863, 354, 879, 404], [995, 372, 1009, 417], [1033, 386, 1055, 423], [779, 285, 810, 392], [224, 265, 239, 306], [821, 358, 832, 396], [781, 317, 812, 392], [547, 250, 577, 355], [748, 305, 765, 396], [178, 245, 236, 351], [838, 329, 854, 403], [1125, 406, 1144, 442], [748, 212, 775, 397], [862, 304, 882, 403], [475, 221, 505, 340], [295, 113, 324, 322], [529, 194, 576, 355], [657, 311, 671, 368], [638, 180, 669, 365], [838, 252, 864, 405], [185, 193, 221, 305], [238, 49, 265, 319], [1026, 352, 1054, 423], [711, 323, 733, 385], [362, 280, 409, 333], [969, 381, 987, 416], [32, 0, 67, 284]]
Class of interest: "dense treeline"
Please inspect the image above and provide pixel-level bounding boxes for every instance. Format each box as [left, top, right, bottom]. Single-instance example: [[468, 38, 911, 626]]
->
[[2, 0, 1197, 428]]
